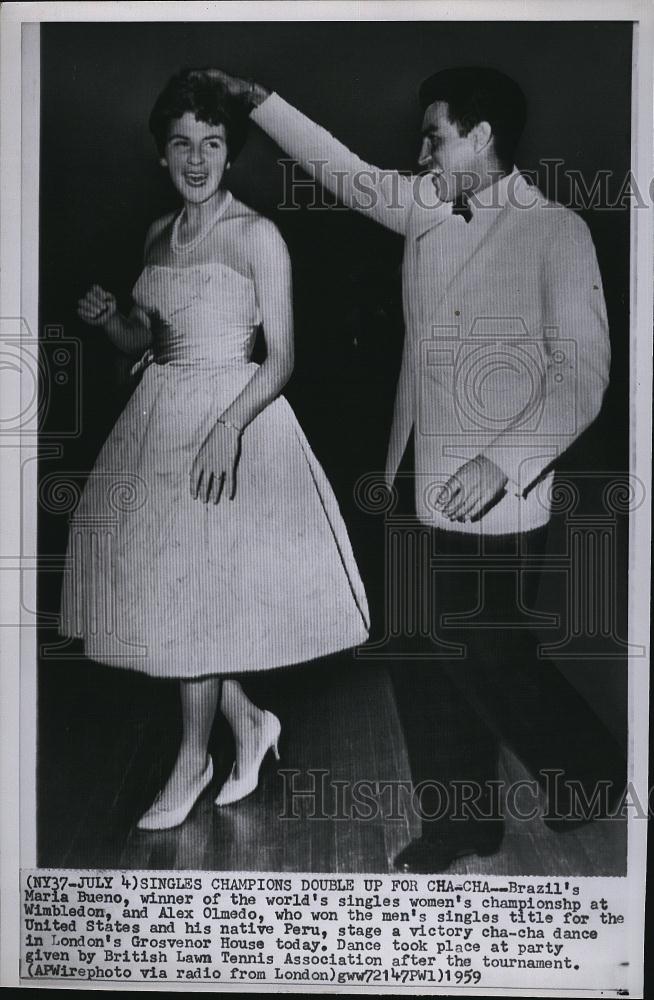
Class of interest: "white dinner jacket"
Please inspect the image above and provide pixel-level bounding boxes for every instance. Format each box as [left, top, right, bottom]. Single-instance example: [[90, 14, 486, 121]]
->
[[252, 94, 611, 535]]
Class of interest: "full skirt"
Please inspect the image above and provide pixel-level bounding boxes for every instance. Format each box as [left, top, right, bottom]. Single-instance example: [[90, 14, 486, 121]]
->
[[58, 362, 370, 678]]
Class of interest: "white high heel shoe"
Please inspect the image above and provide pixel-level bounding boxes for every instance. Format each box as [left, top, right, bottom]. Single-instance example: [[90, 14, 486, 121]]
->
[[215, 711, 281, 807], [137, 757, 213, 831]]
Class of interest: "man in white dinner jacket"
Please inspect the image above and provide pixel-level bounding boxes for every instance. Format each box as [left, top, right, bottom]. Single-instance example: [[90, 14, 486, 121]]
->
[[206, 66, 625, 872]]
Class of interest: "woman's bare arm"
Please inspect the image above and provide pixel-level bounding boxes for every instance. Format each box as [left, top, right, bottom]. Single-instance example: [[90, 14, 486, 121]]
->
[[77, 284, 152, 356], [189, 219, 294, 504], [220, 219, 294, 431]]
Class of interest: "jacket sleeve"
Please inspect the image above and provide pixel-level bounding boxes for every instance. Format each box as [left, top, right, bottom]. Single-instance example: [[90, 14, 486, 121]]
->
[[251, 93, 414, 235], [482, 210, 611, 493]]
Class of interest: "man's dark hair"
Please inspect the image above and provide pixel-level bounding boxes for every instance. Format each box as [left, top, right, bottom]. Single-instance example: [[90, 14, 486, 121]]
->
[[149, 69, 249, 161], [419, 66, 527, 168]]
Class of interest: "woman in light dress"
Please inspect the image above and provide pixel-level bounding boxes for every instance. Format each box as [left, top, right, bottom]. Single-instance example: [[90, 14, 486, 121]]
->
[[61, 70, 369, 830]]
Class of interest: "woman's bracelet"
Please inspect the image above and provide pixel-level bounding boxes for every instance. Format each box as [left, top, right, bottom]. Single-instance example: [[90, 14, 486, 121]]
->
[[217, 416, 243, 436]]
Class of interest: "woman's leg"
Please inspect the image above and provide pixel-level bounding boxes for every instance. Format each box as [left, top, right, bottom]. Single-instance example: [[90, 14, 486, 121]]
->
[[155, 676, 221, 809], [220, 679, 278, 779]]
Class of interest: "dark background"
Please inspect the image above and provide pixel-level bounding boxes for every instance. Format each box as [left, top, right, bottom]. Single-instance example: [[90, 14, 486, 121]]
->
[[38, 21, 632, 751]]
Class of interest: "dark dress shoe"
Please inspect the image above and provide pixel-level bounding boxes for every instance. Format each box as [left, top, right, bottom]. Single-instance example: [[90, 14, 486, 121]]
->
[[543, 774, 626, 833], [394, 830, 503, 874]]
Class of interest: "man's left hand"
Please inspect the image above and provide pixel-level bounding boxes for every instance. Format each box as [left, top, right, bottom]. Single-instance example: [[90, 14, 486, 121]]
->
[[434, 456, 508, 522]]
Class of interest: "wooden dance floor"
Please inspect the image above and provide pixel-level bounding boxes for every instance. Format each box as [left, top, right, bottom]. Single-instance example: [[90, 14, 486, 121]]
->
[[37, 653, 626, 875]]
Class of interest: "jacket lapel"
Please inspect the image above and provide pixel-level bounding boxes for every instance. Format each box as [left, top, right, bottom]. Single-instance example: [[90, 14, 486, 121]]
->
[[433, 205, 508, 306], [407, 174, 452, 241], [410, 171, 532, 311]]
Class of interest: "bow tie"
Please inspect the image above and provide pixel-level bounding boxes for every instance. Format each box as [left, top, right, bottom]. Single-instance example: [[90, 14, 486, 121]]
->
[[451, 193, 473, 223]]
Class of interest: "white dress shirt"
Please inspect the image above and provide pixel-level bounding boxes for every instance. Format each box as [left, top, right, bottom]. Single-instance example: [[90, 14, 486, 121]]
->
[[252, 93, 611, 534]]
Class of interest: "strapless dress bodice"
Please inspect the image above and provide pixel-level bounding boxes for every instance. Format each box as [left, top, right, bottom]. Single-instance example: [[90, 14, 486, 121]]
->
[[132, 262, 261, 368]]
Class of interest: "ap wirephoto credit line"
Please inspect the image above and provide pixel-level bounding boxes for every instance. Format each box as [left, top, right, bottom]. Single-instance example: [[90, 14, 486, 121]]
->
[[0, 1, 651, 996]]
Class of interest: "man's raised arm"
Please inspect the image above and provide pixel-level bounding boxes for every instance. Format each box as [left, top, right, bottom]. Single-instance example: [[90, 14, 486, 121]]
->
[[201, 70, 414, 235]]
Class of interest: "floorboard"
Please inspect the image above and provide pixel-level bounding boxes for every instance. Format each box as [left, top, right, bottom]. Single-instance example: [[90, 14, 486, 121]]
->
[[37, 654, 626, 875]]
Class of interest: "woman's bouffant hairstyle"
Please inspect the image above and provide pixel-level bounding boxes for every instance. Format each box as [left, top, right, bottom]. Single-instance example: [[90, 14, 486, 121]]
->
[[149, 69, 249, 162]]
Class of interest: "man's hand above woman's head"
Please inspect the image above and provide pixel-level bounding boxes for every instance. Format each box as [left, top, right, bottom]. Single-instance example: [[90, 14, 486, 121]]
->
[[187, 69, 269, 110]]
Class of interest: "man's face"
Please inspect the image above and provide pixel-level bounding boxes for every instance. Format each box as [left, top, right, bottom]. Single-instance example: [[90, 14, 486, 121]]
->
[[418, 100, 480, 202]]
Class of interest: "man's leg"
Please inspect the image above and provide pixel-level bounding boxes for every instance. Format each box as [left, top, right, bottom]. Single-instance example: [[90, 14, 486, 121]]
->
[[440, 526, 626, 828], [390, 660, 501, 834], [389, 526, 505, 871]]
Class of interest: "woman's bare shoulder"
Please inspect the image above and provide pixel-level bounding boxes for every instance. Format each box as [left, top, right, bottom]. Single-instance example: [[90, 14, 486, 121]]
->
[[144, 211, 176, 255], [226, 195, 259, 222], [202, 198, 288, 276], [229, 198, 283, 239]]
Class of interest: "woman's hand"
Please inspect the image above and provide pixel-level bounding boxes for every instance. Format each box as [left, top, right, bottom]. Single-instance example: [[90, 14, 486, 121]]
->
[[189, 424, 241, 504], [77, 285, 118, 327]]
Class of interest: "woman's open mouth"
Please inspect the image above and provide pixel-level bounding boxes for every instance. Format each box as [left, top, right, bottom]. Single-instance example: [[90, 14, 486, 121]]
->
[[184, 173, 208, 187]]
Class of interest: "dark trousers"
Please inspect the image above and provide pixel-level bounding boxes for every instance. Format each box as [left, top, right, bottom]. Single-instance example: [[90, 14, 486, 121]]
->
[[389, 492, 626, 841]]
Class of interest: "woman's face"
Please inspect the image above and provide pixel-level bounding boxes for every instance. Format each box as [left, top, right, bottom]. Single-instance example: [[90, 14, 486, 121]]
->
[[162, 112, 229, 204]]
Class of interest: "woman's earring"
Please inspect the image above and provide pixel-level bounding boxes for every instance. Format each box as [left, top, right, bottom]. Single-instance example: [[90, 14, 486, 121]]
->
[[225, 162, 231, 171], [160, 158, 168, 168]]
